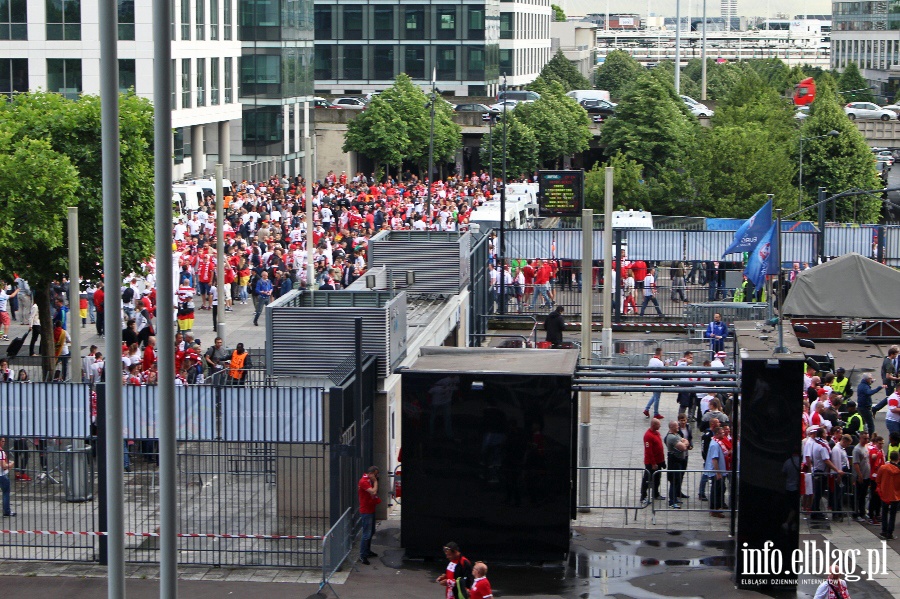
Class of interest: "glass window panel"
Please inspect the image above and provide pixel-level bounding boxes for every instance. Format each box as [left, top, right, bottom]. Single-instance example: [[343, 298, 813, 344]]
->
[[468, 47, 484, 79], [210, 0, 218, 39], [224, 56, 233, 103], [405, 7, 424, 40], [223, 0, 231, 39], [436, 46, 456, 79], [47, 58, 81, 99], [344, 6, 363, 40], [314, 45, 334, 79], [118, 59, 136, 92], [373, 46, 394, 79], [437, 7, 456, 39], [2, 0, 27, 39], [181, 0, 190, 39], [46, 0, 80, 40], [118, 0, 135, 39], [196, 0, 204, 39], [343, 45, 363, 79], [211, 56, 219, 104], [0, 58, 28, 98], [196, 57, 205, 106], [405, 45, 424, 78], [468, 7, 484, 40], [315, 5, 332, 39], [374, 6, 393, 37], [182, 57, 191, 108]]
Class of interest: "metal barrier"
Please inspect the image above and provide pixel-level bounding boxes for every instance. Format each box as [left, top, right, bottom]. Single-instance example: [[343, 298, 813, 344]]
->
[[320, 507, 354, 598], [650, 469, 734, 525], [575, 467, 651, 524], [807, 471, 856, 521]]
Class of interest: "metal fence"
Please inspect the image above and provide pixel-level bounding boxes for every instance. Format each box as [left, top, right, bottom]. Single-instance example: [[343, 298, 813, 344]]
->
[[575, 467, 650, 524], [320, 507, 354, 597], [807, 471, 856, 521], [650, 470, 734, 525]]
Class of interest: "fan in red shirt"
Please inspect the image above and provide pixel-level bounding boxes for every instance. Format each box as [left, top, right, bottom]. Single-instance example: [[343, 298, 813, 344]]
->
[[641, 418, 666, 503], [436, 542, 473, 599], [357, 466, 381, 565], [469, 562, 493, 599]]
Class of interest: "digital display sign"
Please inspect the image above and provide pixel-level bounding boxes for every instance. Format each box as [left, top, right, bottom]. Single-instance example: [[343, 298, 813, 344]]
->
[[538, 170, 584, 215]]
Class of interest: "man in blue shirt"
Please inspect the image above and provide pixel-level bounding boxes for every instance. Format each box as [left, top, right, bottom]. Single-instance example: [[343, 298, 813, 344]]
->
[[704, 426, 728, 516], [857, 372, 888, 434], [704, 313, 728, 353], [253, 271, 273, 327]]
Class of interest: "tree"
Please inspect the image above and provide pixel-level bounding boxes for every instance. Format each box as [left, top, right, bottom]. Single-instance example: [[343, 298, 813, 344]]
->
[[585, 153, 648, 211], [744, 58, 791, 95], [516, 79, 592, 166], [0, 138, 80, 372], [602, 69, 697, 179], [532, 49, 591, 92], [687, 124, 797, 217], [551, 3, 566, 21], [801, 74, 882, 222], [479, 113, 539, 179], [593, 50, 642, 100], [837, 62, 876, 103], [377, 73, 461, 175], [0, 91, 155, 373], [343, 95, 410, 176], [714, 68, 796, 145]]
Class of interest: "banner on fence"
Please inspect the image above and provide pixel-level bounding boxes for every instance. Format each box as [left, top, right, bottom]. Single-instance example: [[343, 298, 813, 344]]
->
[[122, 385, 217, 440], [0, 383, 89, 437], [221, 387, 323, 443]]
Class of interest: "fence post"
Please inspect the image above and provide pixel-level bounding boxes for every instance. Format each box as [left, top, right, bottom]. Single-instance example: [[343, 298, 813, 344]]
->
[[96, 383, 108, 565]]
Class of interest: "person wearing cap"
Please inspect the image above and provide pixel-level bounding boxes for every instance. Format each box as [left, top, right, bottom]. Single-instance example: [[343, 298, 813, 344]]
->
[[704, 313, 728, 353]]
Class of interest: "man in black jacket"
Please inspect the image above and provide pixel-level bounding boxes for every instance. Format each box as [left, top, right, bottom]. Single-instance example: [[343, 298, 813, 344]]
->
[[544, 306, 565, 348]]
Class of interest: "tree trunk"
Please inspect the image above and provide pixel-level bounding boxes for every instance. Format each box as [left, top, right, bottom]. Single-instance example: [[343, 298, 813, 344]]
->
[[33, 282, 57, 381]]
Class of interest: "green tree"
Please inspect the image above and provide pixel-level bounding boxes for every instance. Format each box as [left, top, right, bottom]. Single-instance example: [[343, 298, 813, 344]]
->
[[532, 49, 591, 92], [343, 95, 410, 176], [714, 68, 796, 145], [593, 50, 642, 100], [479, 113, 539, 179], [744, 58, 791, 95], [688, 124, 797, 217], [585, 153, 648, 211], [801, 74, 882, 222], [837, 61, 876, 103], [551, 3, 565, 21], [516, 79, 592, 166], [0, 91, 155, 371], [603, 69, 697, 179], [0, 138, 79, 370]]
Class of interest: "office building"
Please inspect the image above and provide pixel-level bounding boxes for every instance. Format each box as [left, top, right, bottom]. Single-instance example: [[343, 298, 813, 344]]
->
[[0, 0, 314, 179], [499, 0, 552, 88], [720, 0, 737, 30], [832, 3, 898, 99], [313, 0, 502, 96]]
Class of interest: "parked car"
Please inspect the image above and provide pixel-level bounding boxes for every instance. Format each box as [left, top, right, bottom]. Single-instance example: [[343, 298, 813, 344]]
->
[[882, 104, 900, 115], [497, 90, 540, 102], [845, 102, 895, 120], [876, 153, 894, 167], [313, 97, 336, 109], [332, 97, 367, 110], [794, 106, 810, 120], [681, 95, 714, 117], [579, 98, 617, 122], [488, 99, 525, 113], [455, 103, 499, 122]]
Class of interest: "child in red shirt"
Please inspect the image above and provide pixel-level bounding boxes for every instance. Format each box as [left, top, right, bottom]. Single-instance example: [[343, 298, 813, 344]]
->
[[470, 562, 493, 599]]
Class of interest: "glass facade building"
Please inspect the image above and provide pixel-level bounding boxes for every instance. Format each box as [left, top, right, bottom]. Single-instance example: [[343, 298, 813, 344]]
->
[[240, 0, 315, 158], [313, 0, 500, 96], [831, 2, 900, 99]]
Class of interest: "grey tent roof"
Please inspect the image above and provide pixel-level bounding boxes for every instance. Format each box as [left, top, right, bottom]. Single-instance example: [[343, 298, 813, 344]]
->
[[782, 253, 900, 318]]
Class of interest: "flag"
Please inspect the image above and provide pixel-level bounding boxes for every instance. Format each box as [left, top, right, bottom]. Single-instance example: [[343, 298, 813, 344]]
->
[[743, 222, 779, 290], [722, 199, 773, 257]]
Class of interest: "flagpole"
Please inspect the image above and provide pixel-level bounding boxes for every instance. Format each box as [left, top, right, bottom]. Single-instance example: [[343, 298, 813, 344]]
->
[[774, 208, 788, 354], [765, 194, 774, 322]]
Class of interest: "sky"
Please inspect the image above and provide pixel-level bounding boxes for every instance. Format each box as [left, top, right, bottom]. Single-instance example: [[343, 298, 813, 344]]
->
[[560, 0, 832, 19]]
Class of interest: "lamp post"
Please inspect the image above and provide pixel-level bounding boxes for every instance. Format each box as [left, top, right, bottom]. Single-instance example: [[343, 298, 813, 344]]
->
[[499, 74, 508, 315], [675, 0, 682, 94], [426, 69, 437, 229], [488, 112, 494, 183], [798, 129, 840, 214]]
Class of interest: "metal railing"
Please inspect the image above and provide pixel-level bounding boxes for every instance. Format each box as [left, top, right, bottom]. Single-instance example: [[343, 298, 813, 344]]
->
[[320, 507, 354, 598], [576, 467, 651, 524], [807, 471, 856, 521], [650, 469, 735, 525]]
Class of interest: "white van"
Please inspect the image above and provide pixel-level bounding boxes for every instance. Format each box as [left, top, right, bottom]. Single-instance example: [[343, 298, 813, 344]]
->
[[611, 210, 653, 229], [190, 178, 233, 199], [566, 90, 612, 103], [469, 197, 532, 231], [172, 183, 203, 213]]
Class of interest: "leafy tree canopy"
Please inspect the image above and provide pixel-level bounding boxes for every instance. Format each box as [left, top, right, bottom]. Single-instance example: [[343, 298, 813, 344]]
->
[[531, 49, 591, 92], [551, 4, 566, 21], [479, 113, 539, 179], [518, 78, 592, 165], [593, 50, 643, 100], [837, 62, 876, 103], [585, 153, 647, 211]]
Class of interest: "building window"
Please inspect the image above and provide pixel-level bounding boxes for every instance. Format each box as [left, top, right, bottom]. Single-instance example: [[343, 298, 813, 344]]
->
[[437, 7, 456, 40], [499, 48, 513, 75], [314, 45, 334, 79], [314, 5, 332, 39], [373, 46, 394, 79], [499, 12, 512, 39], [223, 0, 231, 39], [170, 0, 175, 39], [210, 0, 218, 39], [468, 47, 484, 79], [195, 0, 205, 39], [224, 56, 233, 102], [174, 127, 184, 164], [240, 0, 280, 40], [46, 0, 81, 40], [374, 6, 393, 38], [196, 57, 206, 106], [343, 45, 363, 79], [210, 56, 219, 104], [118, 58, 136, 92], [46, 58, 81, 99], [241, 53, 281, 96], [405, 45, 425, 78], [468, 7, 484, 40], [436, 46, 456, 79], [1, 0, 27, 40], [344, 6, 362, 40], [181, 0, 190, 39], [404, 7, 424, 40], [0, 58, 28, 98], [182, 58, 191, 108], [242, 107, 283, 145], [171, 59, 176, 106], [118, 0, 135, 40]]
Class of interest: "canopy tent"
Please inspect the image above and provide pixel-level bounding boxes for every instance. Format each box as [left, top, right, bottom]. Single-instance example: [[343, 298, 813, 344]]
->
[[782, 252, 900, 319]]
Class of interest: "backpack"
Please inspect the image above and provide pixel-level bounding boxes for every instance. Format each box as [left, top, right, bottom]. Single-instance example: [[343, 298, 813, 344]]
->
[[122, 287, 134, 304], [453, 577, 469, 599], [248, 273, 260, 296]]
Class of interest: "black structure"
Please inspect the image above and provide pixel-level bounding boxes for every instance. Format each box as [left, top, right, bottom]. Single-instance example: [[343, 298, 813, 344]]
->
[[400, 347, 578, 561], [733, 323, 805, 590]]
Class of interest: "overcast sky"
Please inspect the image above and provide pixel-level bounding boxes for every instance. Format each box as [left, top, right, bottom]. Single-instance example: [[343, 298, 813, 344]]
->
[[560, 0, 832, 19]]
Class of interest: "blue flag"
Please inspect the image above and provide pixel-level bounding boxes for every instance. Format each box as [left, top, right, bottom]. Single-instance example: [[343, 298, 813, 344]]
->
[[743, 223, 779, 290], [722, 199, 773, 257]]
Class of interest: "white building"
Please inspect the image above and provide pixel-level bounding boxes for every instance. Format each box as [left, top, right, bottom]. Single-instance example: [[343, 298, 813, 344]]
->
[[0, 0, 315, 180], [550, 20, 597, 81], [720, 0, 738, 30], [499, 0, 552, 88]]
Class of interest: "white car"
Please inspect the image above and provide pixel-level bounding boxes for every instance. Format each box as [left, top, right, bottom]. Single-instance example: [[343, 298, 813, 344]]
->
[[332, 97, 367, 110], [845, 102, 895, 121], [488, 99, 524, 113], [882, 104, 900, 115], [795, 106, 810, 120], [681, 95, 714, 117]]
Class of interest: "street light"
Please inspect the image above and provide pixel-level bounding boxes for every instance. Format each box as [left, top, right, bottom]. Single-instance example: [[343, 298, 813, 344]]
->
[[488, 112, 494, 183], [798, 129, 840, 213], [499, 74, 508, 315]]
